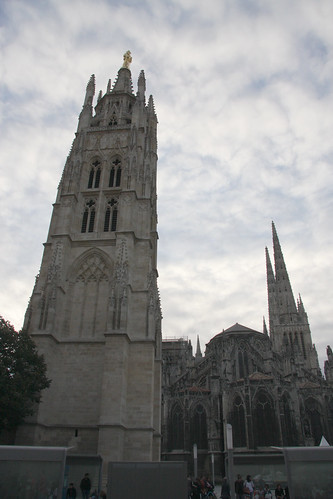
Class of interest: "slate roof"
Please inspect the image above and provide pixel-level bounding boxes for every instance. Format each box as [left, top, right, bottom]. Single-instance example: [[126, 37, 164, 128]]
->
[[212, 322, 262, 340]]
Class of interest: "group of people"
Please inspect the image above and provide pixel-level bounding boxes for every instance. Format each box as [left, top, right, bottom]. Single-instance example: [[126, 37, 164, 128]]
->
[[235, 474, 289, 499], [66, 473, 106, 499], [188, 475, 216, 498], [188, 473, 289, 499]]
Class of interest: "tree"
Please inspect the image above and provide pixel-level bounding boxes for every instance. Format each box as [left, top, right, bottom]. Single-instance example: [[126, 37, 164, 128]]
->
[[0, 316, 50, 432]]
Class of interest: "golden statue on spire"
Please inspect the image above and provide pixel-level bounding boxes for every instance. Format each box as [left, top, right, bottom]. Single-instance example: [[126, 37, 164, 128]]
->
[[122, 50, 132, 69]]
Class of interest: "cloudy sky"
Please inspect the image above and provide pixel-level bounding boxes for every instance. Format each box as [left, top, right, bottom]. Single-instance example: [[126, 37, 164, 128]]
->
[[1, 0, 332, 370]]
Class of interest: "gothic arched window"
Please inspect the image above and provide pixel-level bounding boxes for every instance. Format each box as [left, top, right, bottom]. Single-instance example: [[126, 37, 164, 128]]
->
[[87, 160, 101, 189], [304, 398, 323, 445], [253, 391, 279, 447], [238, 348, 249, 378], [104, 199, 118, 232], [109, 158, 122, 187], [81, 200, 96, 233], [282, 394, 297, 445], [169, 403, 184, 450], [190, 404, 208, 450], [231, 395, 247, 447]]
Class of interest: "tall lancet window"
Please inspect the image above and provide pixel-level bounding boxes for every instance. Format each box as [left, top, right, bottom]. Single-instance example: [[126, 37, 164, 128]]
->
[[238, 348, 249, 378], [109, 158, 122, 187], [81, 200, 96, 233], [190, 404, 208, 449], [253, 391, 278, 446], [232, 395, 247, 447], [169, 403, 184, 450], [304, 398, 323, 445], [104, 199, 118, 232], [87, 160, 101, 189]]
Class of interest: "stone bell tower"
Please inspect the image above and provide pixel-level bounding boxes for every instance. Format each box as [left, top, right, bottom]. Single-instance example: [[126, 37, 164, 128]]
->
[[17, 52, 162, 464]]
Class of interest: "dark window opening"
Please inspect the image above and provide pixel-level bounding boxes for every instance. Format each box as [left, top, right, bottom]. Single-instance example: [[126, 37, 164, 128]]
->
[[88, 209, 95, 232], [169, 404, 184, 451], [88, 169, 94, 189], [109, 113, 117, 126], [116, 167, 121, 187], [232, 396, 247, 447], [282, 395, 297, 445], [88, 161, 101, 189], [104, 199, 118, 232], [190, 404, 208, 450], [109, 158, 122, 188], [238, 350, 249, 378], [104, 208, 111, 232], [111, 208, 118, 231], [94, 168, 101, 188], [254, 392, 278, 447], [109, 167, 115, 187], [305, 398, 323, 445], [81, 210, 88, 233]]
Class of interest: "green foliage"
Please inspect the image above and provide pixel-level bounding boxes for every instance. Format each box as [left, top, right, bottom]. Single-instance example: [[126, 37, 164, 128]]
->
[[0, 316, 50, 431]]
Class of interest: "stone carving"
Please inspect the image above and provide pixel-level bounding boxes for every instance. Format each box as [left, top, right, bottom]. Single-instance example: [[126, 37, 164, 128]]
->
[[76, 254, 109, 283], [122, 50, 132, 68], [47, 241, 63, 284]]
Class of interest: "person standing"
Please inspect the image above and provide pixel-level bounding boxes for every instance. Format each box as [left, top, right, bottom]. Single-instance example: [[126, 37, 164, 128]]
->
[[80, 473, 91, 499], [263, 484, 272, 499], [275, 484, 285, 498], [66, 483, 77, 498], [235, 474, 243, 499], [221, 477, 231, 499], [191, 478, 201, 499], [243, 475, 254, 499]]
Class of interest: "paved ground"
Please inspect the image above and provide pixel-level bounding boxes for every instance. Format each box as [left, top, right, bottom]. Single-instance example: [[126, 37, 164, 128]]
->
[[214, 484, 221, 496]]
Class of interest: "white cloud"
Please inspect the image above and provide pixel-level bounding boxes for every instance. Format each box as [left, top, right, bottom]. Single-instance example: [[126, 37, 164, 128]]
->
[[0, 0, 332, 373]]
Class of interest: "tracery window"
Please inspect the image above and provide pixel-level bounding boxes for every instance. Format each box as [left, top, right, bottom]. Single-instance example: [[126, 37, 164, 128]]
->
[[253, 391, 279, 447], [231, 396, 247, 447], [190, 404, 208, 449], [109, 158, 122, 187], [67, 252, 110, 337], [104, 199, 118, 232], [87, 160, 101, 189], [169, 403, 184, 450], [81, 200, 96, 233]]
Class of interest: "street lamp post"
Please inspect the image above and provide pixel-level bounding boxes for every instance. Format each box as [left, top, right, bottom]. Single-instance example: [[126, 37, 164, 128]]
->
[[193, 443, 198, 479], [211, 452, 215, 486], [226, 424, 235, 499]]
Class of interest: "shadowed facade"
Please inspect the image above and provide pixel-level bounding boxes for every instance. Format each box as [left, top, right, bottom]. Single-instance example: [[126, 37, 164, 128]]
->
[[16, 56, 162, 470]]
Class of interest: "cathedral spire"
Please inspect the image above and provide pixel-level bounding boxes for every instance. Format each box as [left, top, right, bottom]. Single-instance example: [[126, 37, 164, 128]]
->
[[112, 65, 134, 95], [263, 316, 268, 335], [297, 293, 304, 313], [78, 74, 95, 131], [272, 221, 297, 315], [137, 70, 146, 102], [266, 223, 320, 374], [147, 94, 156, 116], [83, 74, 95, 106], [265, 245, 276, 334], [196, 335, 202, 358]]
